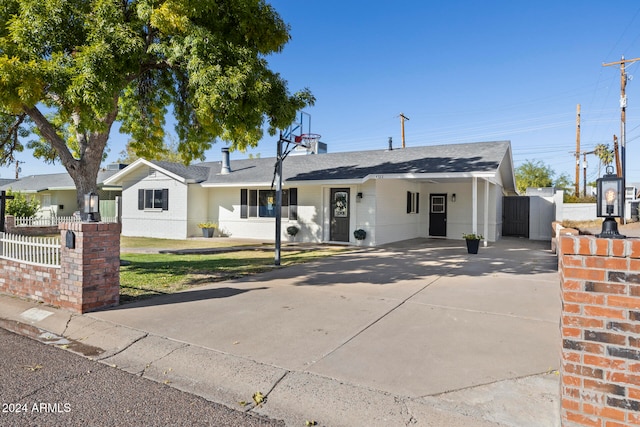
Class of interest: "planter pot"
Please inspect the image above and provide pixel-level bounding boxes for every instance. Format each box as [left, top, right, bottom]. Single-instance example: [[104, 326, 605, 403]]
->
[[465, 238, 480, 254], [202, 228, 215, 238]]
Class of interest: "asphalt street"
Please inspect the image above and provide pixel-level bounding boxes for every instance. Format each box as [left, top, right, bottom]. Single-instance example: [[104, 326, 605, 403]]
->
[[0, 328, 283, 427]]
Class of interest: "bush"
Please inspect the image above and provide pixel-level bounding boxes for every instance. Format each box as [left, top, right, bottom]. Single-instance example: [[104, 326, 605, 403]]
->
[[5, 190, 40, 217], [353, 229, 366, 240], [563, 194, 596, 203], [286, 225, 299, 236]]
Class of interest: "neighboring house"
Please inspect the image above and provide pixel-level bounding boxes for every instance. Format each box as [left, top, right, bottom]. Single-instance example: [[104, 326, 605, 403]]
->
[[0, 166, 125, 218], [104, 140, 517, 245]]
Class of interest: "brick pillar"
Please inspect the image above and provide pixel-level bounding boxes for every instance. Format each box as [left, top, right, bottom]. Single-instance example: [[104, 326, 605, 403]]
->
[[559, 235, 640, 426], [59, 222, 121, 313]]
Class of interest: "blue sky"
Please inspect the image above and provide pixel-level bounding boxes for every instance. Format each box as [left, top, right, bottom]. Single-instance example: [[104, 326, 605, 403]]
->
[[7, 1, 640, 186]]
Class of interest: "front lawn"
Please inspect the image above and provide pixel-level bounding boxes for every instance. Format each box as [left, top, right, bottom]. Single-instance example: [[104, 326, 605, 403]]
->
[[119, 247, 347, 303]]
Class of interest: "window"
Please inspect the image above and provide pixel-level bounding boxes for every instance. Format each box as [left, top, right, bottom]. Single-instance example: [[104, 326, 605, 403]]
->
[[407, 191, 419, 214], [241, 188, 297, 219], [138, 189, 169, 210]]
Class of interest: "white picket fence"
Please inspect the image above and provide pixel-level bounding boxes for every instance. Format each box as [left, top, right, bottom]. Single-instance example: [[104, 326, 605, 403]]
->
[[15, 216, 80, 227], [0, 233, 61, 267], [14, 216, 117, 227]]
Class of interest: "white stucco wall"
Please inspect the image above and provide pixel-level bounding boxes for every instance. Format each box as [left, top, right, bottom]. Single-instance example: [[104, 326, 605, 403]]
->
[[211, 185, 323, 242], [373, 180, 422, 245], [422, 179, 501, 242], [187, 185, 210, 237], [35, 191, 78, 217], [120, 167, 190, 239], [353, 181, 376, 245], [529, 195, 555, 240]]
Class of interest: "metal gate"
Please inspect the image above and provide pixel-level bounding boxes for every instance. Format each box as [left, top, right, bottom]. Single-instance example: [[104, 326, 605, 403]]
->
[[502, 196, 530, 238]]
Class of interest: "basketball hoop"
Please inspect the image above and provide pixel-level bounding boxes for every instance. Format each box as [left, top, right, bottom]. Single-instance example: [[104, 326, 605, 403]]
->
[[298, 133, 321, 148]]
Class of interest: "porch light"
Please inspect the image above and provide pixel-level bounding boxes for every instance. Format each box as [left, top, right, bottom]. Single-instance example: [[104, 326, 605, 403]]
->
[[84, 192, 100, 222], [595, 166, 625, 238], [451, 193, 456, 203]]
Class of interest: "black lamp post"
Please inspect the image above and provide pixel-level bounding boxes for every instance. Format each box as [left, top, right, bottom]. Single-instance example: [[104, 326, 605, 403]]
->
[[84, 192, 100, 222], [596, 166, 625, 238]]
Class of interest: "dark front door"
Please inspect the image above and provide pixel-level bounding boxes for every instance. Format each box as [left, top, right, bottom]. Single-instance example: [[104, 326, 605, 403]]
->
[[330, 188, 350, 242], [429, 194, 447, 237], [502, 196, 530, 237]]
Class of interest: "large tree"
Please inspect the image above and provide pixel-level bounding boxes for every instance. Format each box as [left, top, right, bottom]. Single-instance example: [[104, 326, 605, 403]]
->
[[515, 159, 554, 194], [0, 0, 313, 208]]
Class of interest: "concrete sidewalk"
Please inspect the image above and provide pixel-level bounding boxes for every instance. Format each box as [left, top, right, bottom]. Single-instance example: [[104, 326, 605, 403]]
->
[[0, 238, 561, 426]]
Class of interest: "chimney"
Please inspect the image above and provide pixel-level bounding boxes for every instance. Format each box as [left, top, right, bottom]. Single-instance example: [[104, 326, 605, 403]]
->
[[221, 147, 231, 174], [388, 137, 393, 151]]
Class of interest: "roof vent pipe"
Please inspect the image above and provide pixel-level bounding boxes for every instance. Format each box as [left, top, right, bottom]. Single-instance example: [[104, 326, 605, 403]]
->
[[221, 147, 231, 174], [388, 137, 393, 151]]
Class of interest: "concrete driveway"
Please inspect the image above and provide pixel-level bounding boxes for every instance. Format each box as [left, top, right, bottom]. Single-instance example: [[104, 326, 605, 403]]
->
[[0, 237, 561, 426]]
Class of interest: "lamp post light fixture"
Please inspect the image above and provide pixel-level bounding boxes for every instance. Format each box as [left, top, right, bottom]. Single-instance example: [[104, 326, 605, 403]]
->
[[84, 192, 100, 222], [596, 166, 625, 239]]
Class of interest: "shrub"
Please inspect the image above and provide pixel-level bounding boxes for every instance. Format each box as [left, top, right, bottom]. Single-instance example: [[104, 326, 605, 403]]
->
[[5, 190, 40, 217], [353, 229, 366, 240]]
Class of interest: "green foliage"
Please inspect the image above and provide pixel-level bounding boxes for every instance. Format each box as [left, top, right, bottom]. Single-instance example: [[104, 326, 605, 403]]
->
[[563, 193, 597, 203], [5, 189, 40, 217], [197, 222, 217, 229], [515, 160, 555, 194], [117, 134, 187, 164], [594, 143, 614, 167], [554, 172, 574, 195], [462, 232, 483, 240], [353, 229, 366, 240], [0, 0, 314, 199]]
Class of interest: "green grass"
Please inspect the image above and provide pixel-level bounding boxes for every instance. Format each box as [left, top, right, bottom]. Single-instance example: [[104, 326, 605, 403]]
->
[[119, 247, 348, 304], [120, 236, 260, 250]]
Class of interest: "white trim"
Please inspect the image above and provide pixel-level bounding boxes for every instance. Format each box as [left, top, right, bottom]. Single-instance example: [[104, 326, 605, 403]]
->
[[104, 158, 191, 185]]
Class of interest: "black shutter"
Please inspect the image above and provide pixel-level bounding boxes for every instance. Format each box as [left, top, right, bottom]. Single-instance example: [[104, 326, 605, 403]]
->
[[249, 190, 257, 217], [407, 191, 411, 214], [240, 189, 248, 218], [416, 193, 419, 214], [138, 189, 144, 210], [162, 189, 169, 210], [289, 188, 298, 220]]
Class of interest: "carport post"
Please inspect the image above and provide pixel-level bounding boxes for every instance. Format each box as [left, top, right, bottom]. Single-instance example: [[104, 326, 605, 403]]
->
[[484, 179, 489, 246], [472, 177, 478, 235]]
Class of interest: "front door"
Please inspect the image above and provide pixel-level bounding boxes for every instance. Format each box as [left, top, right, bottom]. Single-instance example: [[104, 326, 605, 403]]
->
[[429, 194, 447, 237], [330, 188, 350, 242]]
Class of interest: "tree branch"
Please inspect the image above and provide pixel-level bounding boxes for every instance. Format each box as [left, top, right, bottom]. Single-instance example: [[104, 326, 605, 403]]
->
[[22, 105, 79, 170]]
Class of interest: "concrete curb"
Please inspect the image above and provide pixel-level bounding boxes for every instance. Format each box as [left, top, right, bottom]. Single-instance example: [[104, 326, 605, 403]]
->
[[0, 293, 560, 427]]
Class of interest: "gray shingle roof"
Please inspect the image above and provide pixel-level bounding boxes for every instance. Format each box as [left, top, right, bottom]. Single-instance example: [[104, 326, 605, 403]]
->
[[0, 169, 120, 192], [197, 141, 511, 185]]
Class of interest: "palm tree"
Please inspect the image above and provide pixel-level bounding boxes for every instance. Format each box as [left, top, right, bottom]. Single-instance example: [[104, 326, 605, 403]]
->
[[594, 144, 614, 176]]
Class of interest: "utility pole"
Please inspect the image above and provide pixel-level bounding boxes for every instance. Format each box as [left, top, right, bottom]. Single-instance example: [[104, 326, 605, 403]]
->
[[580, 149, 596, 198], [575, 104, 581, 197], [583, 152, 588, 198], [613, 135, 622, 178], [399, 113, 409, 148], [14, 160, 23, 179], [603, 56, 640, 218]]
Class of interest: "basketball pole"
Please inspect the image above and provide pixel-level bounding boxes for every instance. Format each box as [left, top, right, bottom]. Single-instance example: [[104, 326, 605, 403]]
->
[[275, 132, 284, 266]]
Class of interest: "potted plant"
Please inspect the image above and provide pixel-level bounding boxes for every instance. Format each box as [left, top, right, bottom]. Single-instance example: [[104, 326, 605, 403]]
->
[[353, 229, 367, 241], [286, 225, 299, 241], [198, 222, 217, 238], [462, 232, 483, 254]]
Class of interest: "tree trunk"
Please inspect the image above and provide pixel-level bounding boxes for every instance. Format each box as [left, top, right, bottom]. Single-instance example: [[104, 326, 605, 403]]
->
[[24, 104, 116, 222]]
